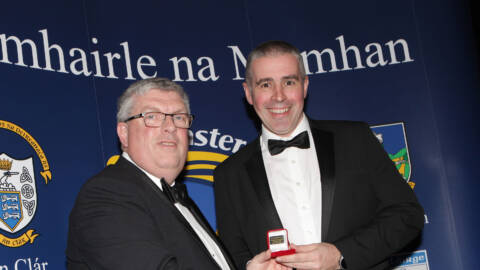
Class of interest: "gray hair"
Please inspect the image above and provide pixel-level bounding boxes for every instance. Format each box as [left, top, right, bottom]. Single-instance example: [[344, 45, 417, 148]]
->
[[116, 78, 190, 123], [245, 40, 306, 89]]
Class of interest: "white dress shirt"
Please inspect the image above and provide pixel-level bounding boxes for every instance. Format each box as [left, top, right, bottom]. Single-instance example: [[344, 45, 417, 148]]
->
[[122, 152, 230, 270], [260, 114, 323, 245]]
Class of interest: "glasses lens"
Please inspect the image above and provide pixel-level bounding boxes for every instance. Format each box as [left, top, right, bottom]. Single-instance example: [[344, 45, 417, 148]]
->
[[144, 112, 191, 128], [144, 112, 163, 127], [172, 114, 190, 128]]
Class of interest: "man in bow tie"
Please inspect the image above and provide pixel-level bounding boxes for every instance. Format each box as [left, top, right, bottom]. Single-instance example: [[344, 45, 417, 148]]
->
[[66, 78, 279, 270], [214, 41, 424, 270]]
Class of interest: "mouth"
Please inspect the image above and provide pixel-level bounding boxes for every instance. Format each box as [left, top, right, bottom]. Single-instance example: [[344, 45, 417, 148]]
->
[[159, 141, 177, 147], [268, 107, 290, 114]]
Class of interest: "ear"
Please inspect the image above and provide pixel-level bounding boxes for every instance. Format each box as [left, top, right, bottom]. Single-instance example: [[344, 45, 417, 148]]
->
[[243, 82, 254, 105], [303, 75, 309, 98], [117, 122, 129, 149]]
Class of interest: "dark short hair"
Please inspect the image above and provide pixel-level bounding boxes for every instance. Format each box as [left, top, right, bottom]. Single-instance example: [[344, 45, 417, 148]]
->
[[245, 40, 306, 87]]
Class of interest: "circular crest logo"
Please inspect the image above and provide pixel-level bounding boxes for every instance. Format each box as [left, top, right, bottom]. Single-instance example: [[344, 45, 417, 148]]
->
[[0, 120, 52, 247]]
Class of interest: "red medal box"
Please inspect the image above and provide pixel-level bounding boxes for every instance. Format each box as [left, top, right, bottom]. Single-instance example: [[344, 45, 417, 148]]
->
[[267, 229, 296, 258]]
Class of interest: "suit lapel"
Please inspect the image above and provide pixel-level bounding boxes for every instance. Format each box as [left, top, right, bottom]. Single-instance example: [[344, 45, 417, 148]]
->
[[310, 124, 336, 241], [117, 157, 223, 268], [144, 177, 200, 235], [186, 200, 236, 270], [147, 179, 226, 267], [245, 139, 283, 230]]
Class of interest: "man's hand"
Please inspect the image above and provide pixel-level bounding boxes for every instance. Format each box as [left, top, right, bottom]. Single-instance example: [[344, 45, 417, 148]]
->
[[247, 250, 292, 270], [274, 243, 341, 270]]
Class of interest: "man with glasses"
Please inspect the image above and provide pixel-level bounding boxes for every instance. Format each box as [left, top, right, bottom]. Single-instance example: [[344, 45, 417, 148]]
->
[[67, 78, 283, 269]]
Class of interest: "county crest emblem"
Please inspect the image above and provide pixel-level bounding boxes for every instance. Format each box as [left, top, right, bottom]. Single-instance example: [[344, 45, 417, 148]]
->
[[370, 122, 415, 188], [0, 154, 37, 234], [0, 120, 50, 247]]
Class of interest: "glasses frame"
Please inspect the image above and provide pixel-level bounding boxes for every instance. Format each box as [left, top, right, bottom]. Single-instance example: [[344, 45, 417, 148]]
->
[[124, 111, 194, 128]]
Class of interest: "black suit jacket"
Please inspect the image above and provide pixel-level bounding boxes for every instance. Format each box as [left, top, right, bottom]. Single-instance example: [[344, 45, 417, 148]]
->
[[67, 156, 234, 270], [214, 120, 424, 270]]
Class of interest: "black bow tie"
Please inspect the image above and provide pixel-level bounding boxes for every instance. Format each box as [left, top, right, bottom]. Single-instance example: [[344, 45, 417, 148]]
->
[[268, 131, 310, 155], [161, 178, 190, 206]]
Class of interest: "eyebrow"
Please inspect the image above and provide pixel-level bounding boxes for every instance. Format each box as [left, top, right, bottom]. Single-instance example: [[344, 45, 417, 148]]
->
[[255, 78, 273, 86], [254, 74, 300, 86], [140, 106, 187, 114], [282, 74, 300, 81]]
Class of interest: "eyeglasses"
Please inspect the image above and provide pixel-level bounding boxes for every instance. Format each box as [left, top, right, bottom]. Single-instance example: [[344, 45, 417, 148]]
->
[[124, 111, 194, 129]]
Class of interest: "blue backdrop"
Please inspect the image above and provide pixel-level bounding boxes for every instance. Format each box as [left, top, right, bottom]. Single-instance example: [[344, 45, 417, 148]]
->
[[1, 0, 479, 269]]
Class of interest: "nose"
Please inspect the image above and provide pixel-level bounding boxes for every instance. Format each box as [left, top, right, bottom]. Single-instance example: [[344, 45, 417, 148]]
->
[[162, 115, 177, 133], [272, 84, 286, 102]]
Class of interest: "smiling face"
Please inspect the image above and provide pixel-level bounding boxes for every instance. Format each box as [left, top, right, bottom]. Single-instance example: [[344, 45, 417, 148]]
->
[[243, 53, 309, 137], [117, 89, 189, 183]]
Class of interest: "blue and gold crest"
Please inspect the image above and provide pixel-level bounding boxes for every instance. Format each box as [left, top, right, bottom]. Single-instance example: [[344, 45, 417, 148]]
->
[[370, 122, 415, 189], [0, 155, 36, 233], [0, 120, 51, 247]]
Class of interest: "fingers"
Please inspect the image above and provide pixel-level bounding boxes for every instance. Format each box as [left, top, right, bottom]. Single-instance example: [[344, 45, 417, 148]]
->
[[275, 252, 308, 263], [248, 250, 294, 270], [253, 249, 271, 263], [265, 249, 273, 259], [277, 263, 292, 270], [275, 243, 340, 270], [275, 253, 316, 270], [289, 243, 317, 252], [271, 259, 293, 270]]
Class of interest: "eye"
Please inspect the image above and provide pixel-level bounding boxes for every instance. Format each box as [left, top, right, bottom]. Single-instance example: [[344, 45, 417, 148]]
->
[[259, 81, 271, 88], [284, 79, 296, 86], [145, 113, 160, 120], [173, 114, 186, 121]]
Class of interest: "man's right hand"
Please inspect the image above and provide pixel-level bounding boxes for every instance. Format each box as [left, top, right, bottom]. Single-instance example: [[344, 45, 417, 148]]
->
[[274, 243, 341, 270], [246, 250, 292, 270]]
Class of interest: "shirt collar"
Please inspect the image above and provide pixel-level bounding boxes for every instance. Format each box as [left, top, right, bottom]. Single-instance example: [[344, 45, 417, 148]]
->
[[122, 152, 176, 191], [260, 113, 311, 150]]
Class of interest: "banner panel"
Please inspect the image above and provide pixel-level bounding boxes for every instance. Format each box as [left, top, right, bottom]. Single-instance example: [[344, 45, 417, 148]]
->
[[1, 0, 478, 269]]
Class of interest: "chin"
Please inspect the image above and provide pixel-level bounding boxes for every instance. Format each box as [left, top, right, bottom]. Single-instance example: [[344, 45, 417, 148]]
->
[[269, 126, 292, 135], [156, 160, 181, 169]]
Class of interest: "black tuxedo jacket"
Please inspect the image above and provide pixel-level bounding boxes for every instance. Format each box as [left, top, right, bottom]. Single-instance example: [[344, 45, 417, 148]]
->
[[214, 120, 424, 270], [67, 156, 235, 270]]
